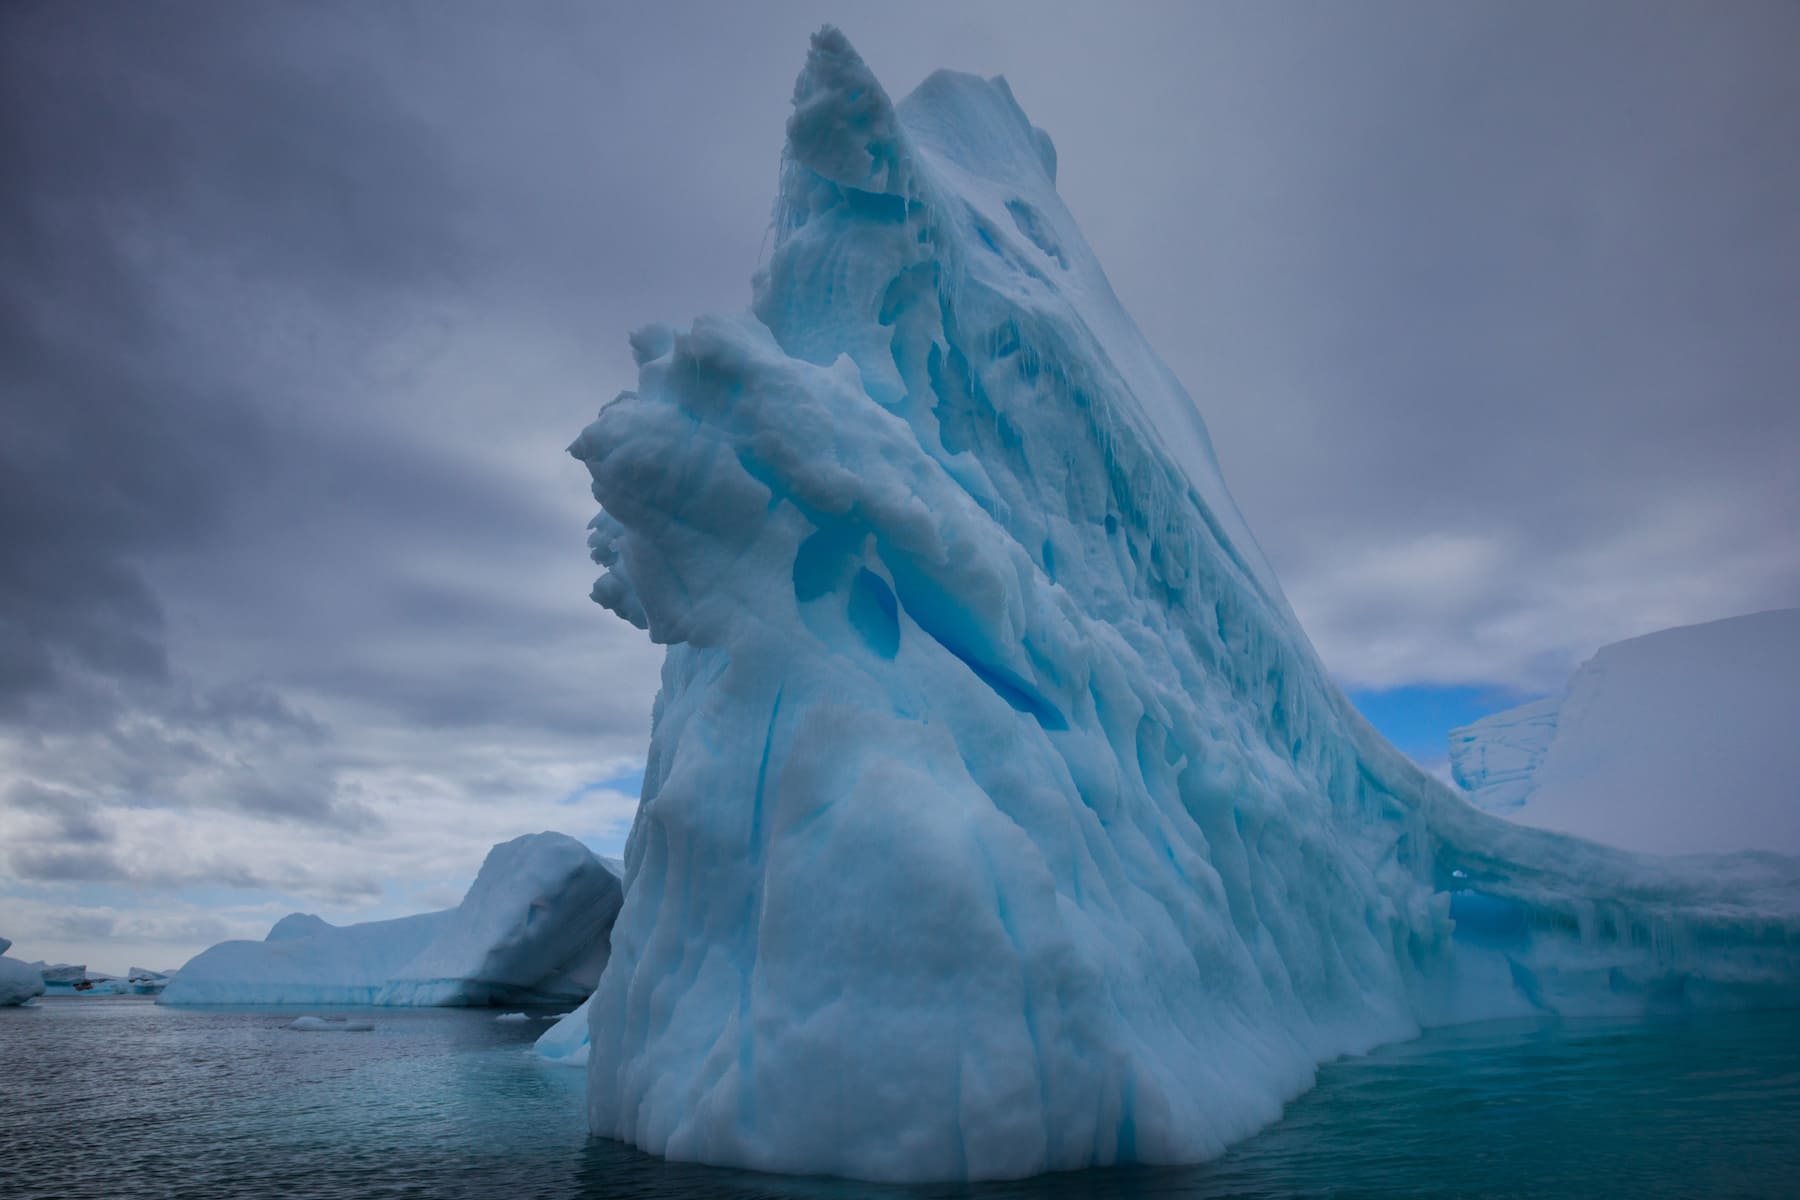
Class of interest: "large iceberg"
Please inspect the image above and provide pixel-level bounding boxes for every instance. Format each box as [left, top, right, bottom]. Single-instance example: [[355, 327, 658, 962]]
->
[[1, 937, 47, 1006], [569, 29, 1800, 1182], [162, 832, 622, 1006], [1451, 609, 1800, 855]]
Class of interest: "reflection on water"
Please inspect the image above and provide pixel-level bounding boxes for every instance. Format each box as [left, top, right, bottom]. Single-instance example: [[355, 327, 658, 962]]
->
[[3, 997, 1797, 1199]]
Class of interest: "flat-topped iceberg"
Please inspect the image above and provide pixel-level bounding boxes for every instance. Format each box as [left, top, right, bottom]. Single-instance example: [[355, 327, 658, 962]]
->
[[162, 832, 623, 1007], [36, 962, 88, 991], [569, 28, 1800, 1182], [1452, 609, 1800, 855]]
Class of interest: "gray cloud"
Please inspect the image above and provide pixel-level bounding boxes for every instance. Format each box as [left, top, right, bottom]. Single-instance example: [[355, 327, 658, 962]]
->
[[0, 2, 655, 883], [0, 2, 463, 723], [1, 1, 1795, 967], [17, 904, 246, 953], [1066, 2, 1800, 687], [6, 783, 114, 846]]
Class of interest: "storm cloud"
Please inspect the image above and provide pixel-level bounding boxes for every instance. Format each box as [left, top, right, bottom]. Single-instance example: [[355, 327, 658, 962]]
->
[[2, 0, 1795, 969]]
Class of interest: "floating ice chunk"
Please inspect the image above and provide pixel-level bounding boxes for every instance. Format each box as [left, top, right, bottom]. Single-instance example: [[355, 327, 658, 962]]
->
[[494, 1012, 531, 1023], [287, 1016, 374, 1032], [532, 995, 591, 1068], [532, 995, 591, 1065]]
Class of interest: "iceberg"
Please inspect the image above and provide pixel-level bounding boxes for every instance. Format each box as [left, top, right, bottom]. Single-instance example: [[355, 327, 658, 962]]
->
[[164, 908, 451, 1006], [1444, 697, 1560, 814], [375, 837, 622, 1007], [33, 962, 88, 992], [532, 994, 592, 1068], [126, 967, 174, 996], [569, 28, 1800, 1182], [0, 937, 47, 1006], [162, 832, 623, 1006], [1451, 609, 1800, 855]]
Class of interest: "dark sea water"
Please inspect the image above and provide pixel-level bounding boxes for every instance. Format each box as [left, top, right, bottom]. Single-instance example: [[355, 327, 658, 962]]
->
[[3, 996, 1798, 1199]]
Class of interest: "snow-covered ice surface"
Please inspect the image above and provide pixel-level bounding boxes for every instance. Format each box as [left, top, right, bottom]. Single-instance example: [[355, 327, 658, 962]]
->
[[1451, 610, 1800, 855], [1445, 698, 1560, 814], [569, 28, 1800, 1182], [163, 833, 623, 1007], [0, 937, 46, 1006], [164, 905, 451, 1006]]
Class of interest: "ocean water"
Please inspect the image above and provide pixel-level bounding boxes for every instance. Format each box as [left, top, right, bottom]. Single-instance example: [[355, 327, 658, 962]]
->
[[2, 997, 1797, 1199]]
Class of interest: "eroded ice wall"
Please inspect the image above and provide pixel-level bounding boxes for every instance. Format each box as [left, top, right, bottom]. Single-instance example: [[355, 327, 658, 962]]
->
[[572, 28, 1800, 1182]]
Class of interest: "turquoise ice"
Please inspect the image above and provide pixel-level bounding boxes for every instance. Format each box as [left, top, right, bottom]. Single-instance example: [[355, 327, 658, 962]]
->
[[570, 28, 1800, 1183]]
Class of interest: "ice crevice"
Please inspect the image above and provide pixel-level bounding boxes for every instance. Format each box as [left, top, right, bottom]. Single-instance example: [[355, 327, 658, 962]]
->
[[568, 26, 1800, 1183]]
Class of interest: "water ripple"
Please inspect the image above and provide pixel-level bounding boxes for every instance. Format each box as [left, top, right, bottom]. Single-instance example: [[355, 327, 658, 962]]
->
[[2, 999, 1796, 1199]]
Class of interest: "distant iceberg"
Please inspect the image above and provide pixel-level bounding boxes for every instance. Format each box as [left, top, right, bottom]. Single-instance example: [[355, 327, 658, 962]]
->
[[35, 962, 88, 992], [1452, 609, 1800, 855], [162, 833, 623, 1007], [568, 28, 1800, 1182], [125, 967, 174, 996], [0, 937, 46, 1006]]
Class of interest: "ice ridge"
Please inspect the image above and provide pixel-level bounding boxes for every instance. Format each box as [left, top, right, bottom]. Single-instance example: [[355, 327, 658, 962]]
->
[[569, 28, 1800, 1182]]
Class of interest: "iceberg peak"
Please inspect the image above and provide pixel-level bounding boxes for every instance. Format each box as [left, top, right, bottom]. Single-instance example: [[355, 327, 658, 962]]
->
[[782, 27, 913, 201], [571, 32, 1800, 1183]]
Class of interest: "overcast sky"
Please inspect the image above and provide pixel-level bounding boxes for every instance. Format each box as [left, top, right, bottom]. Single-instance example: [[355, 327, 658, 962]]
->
[[4, 0, 1796, 973]]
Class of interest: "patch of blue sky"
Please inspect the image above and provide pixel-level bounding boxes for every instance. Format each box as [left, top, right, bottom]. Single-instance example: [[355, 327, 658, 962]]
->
[[558, 763, 645, 807], [557, 766, 643, 856], [1346, 683, 1541, 770]]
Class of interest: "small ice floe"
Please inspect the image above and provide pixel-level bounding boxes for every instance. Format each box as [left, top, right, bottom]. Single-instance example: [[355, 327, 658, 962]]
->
[[287, 1015, 374, 1032], [540, 1013, 570, 1021], [493, 1012, 531, 1023], [532, 997, 590, 1067]]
